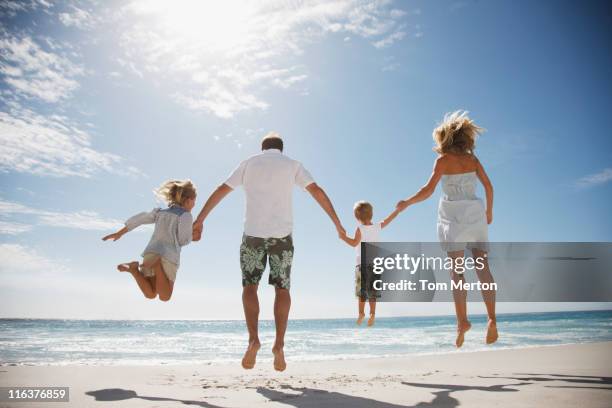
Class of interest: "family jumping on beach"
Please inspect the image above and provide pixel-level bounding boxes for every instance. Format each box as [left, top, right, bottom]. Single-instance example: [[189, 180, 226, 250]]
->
[[102, 110, 498, 372]]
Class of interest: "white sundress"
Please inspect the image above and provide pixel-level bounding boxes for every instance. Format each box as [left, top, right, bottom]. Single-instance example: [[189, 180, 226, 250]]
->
[[437, 172, 489, 252]]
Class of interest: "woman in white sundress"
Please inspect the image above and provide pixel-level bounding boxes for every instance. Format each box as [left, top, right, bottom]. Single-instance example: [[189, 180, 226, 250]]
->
[[396, 111, 497, 348]]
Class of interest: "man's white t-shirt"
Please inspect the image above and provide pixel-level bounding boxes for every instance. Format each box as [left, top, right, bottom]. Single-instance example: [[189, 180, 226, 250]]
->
[[355, 222, 382, 264], [224, 149, 315, 238]]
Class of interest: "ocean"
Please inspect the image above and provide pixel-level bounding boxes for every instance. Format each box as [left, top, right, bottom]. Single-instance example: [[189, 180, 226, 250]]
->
[[1, 310, 611, 365]]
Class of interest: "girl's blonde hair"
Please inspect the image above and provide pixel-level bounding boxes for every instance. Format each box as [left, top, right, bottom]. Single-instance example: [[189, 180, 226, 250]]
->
[[433, 110, 485, 155], [155, 179, 197, 206]]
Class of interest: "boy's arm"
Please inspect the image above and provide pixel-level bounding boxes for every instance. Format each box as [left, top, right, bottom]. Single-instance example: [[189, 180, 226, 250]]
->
[[339, 227, 361, 247], [381, 208, 401, 229]]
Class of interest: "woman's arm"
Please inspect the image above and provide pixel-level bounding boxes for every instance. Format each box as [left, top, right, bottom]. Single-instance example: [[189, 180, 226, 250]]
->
[[475, 158, 494, 224], [339, 227, 361, 247], [381, 208, 401, 229], [396, 157, 445, 211]]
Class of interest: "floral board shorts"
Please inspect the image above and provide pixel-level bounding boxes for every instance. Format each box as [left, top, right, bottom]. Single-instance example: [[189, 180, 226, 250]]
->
[[240, 234, 294, 290], [355, 264, 379, 300]]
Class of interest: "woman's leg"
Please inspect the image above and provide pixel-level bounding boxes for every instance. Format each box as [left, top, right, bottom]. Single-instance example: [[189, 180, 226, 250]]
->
[[117, 262, 156, 299], [152, 259, 174, 301], [472, 248, 498, 344], [448, 250, 471, 347]]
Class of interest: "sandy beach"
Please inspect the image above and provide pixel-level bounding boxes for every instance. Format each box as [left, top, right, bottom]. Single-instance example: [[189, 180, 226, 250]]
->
[[1, 342, 611, 407]]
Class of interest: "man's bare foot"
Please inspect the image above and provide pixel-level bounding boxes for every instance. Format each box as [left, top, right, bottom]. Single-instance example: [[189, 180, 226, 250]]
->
[[356, 313, 365, 325], [455, 320, 472, 348], [117, 262, 139, 273], [367, 314, 375, 327], [272, 347, 286, 372], [241, 340, 260, 369], [486, 319, 498, 344]]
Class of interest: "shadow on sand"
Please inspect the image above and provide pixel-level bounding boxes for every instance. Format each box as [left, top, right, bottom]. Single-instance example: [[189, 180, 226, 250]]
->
[[85, 388, 222, 407]]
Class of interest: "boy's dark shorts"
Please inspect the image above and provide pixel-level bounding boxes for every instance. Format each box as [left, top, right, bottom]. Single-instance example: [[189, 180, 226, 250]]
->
[[355, 263, 379, 300], [240, 234, 294, 290]]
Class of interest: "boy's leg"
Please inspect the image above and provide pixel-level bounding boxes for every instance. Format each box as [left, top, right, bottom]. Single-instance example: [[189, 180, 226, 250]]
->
[[472, 248, 498, 344], [357, 299, 366, 325], [367, 299, 376, 326], [117, 262, 156, 299], [153, 259, 174, 302]]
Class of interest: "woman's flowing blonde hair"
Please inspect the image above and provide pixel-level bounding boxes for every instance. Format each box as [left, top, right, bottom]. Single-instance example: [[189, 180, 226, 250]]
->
[[433, 110, 485, 155], [155, 179, 197, 207]]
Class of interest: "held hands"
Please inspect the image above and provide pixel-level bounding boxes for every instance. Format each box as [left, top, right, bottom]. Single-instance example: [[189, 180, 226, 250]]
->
[[335, 222, 346, 239], [192, 221, 203, 242]]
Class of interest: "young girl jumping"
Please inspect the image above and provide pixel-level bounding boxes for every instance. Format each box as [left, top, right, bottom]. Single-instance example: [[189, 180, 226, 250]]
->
[[102, 180, 197, 301], [340, 201, 400, 326], [396, 111, 497, 347]]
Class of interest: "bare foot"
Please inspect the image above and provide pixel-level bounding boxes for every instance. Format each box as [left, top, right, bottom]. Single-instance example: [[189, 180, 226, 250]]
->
[[367, 314, 375, 327], [486, 319, 498, 344], [241, 340, 260, 370], [356, 313, 365, 325], [117, 262, 139, 273], [272, 347, 286, 372], [455, 320, 472, 348]]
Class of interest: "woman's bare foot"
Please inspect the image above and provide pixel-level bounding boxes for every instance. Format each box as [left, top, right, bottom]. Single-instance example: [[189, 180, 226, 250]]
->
[[367, 314, 375, 327], [241, 340, 260, 370], [356, 313, 365, 325], [455, 320, 472, 348], [117, 262, 139, 273], [272, 347, 286, 372], [486, 319, 498, 344]]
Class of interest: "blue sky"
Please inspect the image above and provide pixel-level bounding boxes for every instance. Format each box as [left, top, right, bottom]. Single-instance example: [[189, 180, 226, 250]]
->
[[1, 0, 611, 319]]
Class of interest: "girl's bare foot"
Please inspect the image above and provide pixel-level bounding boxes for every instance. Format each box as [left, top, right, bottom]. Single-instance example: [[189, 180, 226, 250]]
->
[[356, 313, 365, 325], [241, 340, 260, 370], [455, 320, 472, 348], [486, 319, 498, 344], [117, 262, 139, 273], [367, 314, 375, 327], [272, 347, 286, 372]]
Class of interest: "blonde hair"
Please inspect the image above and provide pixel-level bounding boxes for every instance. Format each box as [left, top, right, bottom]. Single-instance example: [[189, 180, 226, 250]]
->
[[433, 110, 485, 155], [155, 179, 197, 207], [353, 201, 373, 223]]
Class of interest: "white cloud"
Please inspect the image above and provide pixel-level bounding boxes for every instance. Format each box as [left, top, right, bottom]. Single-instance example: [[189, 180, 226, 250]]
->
[[116, 0, 411, 118], [58, 6, 95, 30], [0, 103, 143, 178], [0, 243, 66, 272], [0, 33, 84, 103], [575, 168, 612, 189], [0, 198, 122, 234]]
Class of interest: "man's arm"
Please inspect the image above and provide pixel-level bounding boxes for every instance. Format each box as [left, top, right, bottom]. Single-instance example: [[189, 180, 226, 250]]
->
[[305, 183, 346, 237], [192, 183, 233, 241]]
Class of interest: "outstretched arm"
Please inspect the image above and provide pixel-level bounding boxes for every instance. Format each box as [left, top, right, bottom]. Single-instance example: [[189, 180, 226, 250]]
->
[[475, 158, 494, 224], [305, 183, 346, 237], [381, 208, 401, 229], [192, 183, 233, 240], [340, 227, 361, 247], [396, 157, 445, 212]]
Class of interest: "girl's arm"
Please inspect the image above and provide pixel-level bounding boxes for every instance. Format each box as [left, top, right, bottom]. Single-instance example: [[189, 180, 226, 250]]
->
[[381, 208, 401, 229], [102, 226, 128, 241], [178, 212, 193, 246], [102, 209, 158, 241], [339, 227, 361, 247], [396, 157, 445, 212], [475, 158, 494, 224]]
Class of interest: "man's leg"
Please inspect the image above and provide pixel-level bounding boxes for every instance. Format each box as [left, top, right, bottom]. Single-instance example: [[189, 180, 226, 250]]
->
[[272, 287, 290, 371], [241, 284, 261, 369]]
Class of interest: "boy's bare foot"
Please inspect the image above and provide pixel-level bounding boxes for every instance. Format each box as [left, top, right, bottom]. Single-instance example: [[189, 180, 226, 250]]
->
[[241, 340, 260, 370], [455, 320, 472, 348], [272, 347, 286, 372], [367, 314, 375, 327], [356, 313, 365, 325], [486, 319, 498, 344], [117, 262, 139, 273]]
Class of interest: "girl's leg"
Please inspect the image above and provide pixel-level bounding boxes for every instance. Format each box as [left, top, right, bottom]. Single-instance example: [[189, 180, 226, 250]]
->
[[367, 299, 376, 327], [357, 298, 366, 325], [472, 248, 498, 344], [448, 250, 471, 347], [117, 262, 156, 299], [152, 259, 174, 301]]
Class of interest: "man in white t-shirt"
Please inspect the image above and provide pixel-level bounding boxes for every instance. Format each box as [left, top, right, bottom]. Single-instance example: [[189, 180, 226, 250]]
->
[[192, 132, 345, 372]]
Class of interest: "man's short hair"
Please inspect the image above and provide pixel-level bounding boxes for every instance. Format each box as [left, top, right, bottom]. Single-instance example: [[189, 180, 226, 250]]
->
[[261, 132, 284, 151]]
